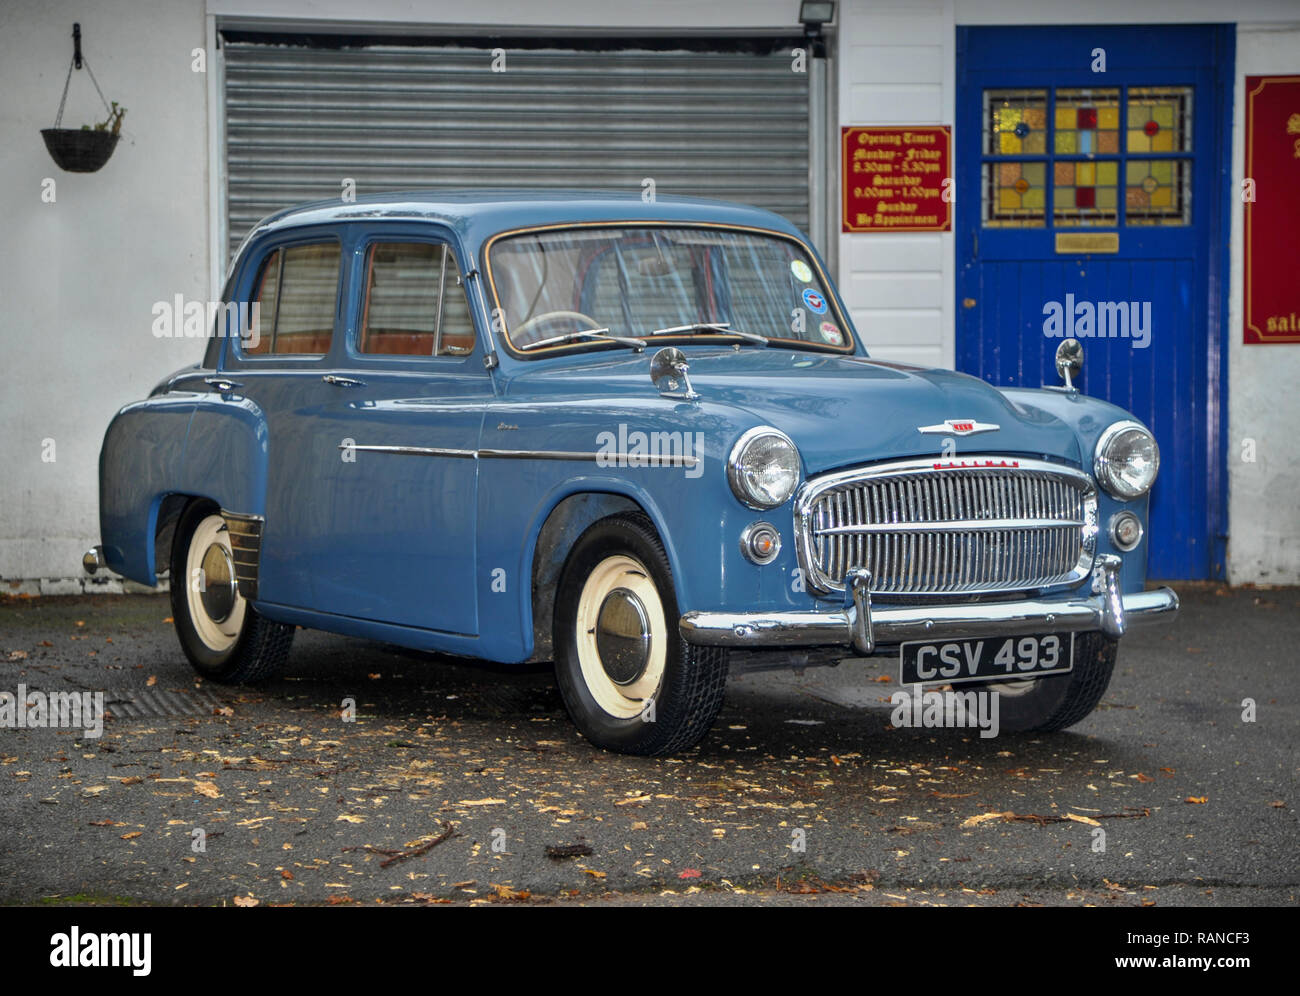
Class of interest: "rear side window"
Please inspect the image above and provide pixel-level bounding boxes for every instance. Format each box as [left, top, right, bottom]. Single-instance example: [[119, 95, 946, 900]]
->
[[359, 242, 476, 357], [244, 242, 340, 356]]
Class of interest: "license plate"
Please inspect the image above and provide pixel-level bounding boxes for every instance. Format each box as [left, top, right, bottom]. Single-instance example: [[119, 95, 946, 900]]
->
[[899, 633, 1075, 686]]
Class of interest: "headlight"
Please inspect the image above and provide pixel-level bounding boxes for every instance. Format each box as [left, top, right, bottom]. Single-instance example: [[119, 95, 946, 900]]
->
[[727, 427, 800, 509], [1094, 421, 1159, 499]]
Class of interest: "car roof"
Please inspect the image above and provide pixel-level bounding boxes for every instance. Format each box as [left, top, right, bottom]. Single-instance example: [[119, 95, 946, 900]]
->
[[242, 189, 808, 252]]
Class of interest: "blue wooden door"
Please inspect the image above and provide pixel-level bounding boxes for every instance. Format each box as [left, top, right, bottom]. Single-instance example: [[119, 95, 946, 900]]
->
[[956, 25, 1232, 579]]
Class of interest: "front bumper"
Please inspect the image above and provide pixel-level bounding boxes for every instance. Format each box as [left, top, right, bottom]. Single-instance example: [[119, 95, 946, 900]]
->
[[680, 558, 1178, 655]]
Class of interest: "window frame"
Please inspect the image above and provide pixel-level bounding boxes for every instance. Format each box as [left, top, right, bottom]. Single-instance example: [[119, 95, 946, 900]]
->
[[343, 230, 483, 368], [232, 232, 345, 364]]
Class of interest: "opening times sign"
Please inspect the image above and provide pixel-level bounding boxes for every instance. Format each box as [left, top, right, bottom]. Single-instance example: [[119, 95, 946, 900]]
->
[[842, 126, 952, 233]]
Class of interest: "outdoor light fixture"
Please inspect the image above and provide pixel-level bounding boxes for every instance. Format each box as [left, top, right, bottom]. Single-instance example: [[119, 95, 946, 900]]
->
[[799, 1, 836, 35]]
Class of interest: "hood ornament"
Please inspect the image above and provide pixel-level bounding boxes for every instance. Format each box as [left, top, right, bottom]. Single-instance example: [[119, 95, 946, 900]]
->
[[917, 419, 999, 436], [649, 346, 699, 401]]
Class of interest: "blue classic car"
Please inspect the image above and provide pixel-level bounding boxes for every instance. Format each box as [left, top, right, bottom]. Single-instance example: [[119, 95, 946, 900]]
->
[[86, 191, 1177, 755]]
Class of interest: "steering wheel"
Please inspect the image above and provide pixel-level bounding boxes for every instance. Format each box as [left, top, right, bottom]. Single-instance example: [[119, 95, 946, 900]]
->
[[513, 310, 603, 341]]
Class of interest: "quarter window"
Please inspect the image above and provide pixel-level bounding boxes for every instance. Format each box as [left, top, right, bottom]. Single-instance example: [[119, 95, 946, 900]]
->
[[359, 242, 476, 356], [244, 242, 340, 355]]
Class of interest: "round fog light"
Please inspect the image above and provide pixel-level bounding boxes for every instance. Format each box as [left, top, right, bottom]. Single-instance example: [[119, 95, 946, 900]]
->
[[740, 521, 782, 565], [1109, 511, 1143, 552]]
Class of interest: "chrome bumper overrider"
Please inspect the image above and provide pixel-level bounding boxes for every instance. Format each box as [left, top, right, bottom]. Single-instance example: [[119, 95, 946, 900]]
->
[[680, 558, 1178, 655]]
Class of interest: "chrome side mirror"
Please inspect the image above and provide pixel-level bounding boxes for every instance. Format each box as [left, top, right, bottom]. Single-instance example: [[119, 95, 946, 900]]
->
[[1055, 338, 1083, 390], [649, 346, 699, 400]]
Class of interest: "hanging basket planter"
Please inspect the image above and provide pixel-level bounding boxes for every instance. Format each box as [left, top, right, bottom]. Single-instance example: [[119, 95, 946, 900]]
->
[[41, 24, 126, 175], [40, 128, 120, 173]]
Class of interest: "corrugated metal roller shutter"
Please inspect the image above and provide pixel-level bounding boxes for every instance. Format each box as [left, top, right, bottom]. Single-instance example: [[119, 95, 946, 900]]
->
[[222, 39, 809, 260]]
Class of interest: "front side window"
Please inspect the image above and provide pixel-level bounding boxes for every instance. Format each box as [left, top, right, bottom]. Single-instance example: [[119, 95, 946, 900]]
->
[[487, 226, 853, 354], [359, 242, 476, 357], [244, 242, 341, 355]]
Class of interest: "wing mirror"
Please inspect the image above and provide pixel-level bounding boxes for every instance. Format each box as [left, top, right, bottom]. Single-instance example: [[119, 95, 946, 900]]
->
[[649, 346, 699, 401], [1055, 338, 1083, 390]]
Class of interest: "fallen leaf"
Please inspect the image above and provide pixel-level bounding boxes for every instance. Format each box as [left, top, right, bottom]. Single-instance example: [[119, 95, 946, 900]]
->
[[118, 776, 143, 786], [583, 869, 607, 879], [335, 814, 366, 823], [1184, 796, 1208, 805], [1065, 813, 1101, 827], [281, 870, 294, 880], [1134, 773, 1155, 783], [146, 675, 157, 687], [679, 868, 702, 879], [120, 832, 142, 840], [961, 811, 1012, 828], [232, 896, 258, 907], [456, 798, 506, 806], [194, 781, 220, 799]]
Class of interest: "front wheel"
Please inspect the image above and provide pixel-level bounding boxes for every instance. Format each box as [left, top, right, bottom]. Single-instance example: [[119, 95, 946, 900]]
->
[[977, 631, 1118, 732], [553, 514, 728, 756], [169, 501, 294, 683]]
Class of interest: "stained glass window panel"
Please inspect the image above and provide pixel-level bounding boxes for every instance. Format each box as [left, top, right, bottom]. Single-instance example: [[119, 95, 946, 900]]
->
[[1125, 159, 1191, 225], [983, 161, 1046, 227], [1127, 86, 1193, 153], [1053, 160, 1118, 226], [1054, 89, 1120, 155], [984, 89, 1047, 155]]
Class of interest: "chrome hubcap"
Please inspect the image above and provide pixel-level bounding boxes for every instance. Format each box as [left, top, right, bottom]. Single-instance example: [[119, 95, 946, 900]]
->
[[595, 587, 652, 685], [198, 542, 237, 623]]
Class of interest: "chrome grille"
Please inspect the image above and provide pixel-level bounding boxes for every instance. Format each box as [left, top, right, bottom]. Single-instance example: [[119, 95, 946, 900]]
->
[[794, 458, 1097, 595]]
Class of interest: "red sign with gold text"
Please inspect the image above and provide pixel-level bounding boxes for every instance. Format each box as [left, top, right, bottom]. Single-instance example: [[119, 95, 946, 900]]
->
[[1245, 76, 1300, 344], [842, 126, 951, 233]]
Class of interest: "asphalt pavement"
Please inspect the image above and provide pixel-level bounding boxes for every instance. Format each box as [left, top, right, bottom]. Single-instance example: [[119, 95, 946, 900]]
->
[[1, 583, 1295, 906]]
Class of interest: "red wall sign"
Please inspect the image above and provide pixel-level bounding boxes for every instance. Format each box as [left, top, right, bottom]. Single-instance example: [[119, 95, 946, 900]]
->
[[841, 126, 952, 233], [1245, 76, 1300, 344]]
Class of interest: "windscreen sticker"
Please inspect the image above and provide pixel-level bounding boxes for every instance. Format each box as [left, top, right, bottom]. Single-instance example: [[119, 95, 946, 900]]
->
[[801, 288, 827, 314], [819, 321, 844, 345], [790, 259, 813, 283]]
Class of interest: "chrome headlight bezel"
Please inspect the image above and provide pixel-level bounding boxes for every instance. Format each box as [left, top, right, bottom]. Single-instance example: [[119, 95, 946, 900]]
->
[[727, 426, 801, 510], [1094, 420, 1160, 499]]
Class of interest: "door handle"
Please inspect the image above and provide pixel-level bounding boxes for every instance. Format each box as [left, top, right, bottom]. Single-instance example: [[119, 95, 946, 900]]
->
[[323, 375, 365, 388], [204, 376, 243, 392], [962, 298, 977, 309]]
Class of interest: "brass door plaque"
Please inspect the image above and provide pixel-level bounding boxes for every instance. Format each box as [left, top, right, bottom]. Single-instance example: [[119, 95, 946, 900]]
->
[[1055, 233, 1120, 254]]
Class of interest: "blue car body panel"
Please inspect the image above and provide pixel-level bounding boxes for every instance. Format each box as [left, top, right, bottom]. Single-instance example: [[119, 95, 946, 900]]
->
[[97, 191, 1162, 664]]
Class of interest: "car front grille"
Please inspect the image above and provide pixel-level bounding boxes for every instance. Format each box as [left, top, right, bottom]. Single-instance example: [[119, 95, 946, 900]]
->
[[794, 457, 1097, 596]]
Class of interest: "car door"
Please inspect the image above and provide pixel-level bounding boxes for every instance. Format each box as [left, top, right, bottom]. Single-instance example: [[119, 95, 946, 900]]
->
[[223, 230, 347, 613], [308, 230, 489, 634]]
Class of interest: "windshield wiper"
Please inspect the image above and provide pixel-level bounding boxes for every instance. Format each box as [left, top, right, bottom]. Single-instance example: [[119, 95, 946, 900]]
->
[[519, 328, 647, 352], [647, 321, 768, 345]]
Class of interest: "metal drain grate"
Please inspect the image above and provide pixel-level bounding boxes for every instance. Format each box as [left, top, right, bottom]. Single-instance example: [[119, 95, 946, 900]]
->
[[104, 687, 231, 720]]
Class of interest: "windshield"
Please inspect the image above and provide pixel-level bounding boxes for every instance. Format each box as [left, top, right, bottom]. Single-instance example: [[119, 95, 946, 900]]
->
[[486, 225, 854, 354]]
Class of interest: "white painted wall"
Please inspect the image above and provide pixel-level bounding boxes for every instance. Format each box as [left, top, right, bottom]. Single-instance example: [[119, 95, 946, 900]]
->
[[836, 0, 954, 371], [1227, 25, 1300, 585], [0, 0, 209, 591], [0, 0, 1294, 585]]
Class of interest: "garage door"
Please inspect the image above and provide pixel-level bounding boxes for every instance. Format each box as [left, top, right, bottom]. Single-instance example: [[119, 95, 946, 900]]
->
[[220, 34, 810, 260]]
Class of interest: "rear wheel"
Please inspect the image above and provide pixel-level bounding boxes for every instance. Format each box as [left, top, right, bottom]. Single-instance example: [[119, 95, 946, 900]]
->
[[169, 501, 293, 683], [978, 631, 1117, 732], [553, 514, 728, 756]]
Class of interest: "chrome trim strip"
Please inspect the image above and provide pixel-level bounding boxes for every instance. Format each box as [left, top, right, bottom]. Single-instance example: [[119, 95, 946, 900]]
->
[[339, 443, 700, 467], [818, 518, 1087, 534], [679, 586, 1180, 651], [793, 456, 1098, 597], [342, 444, 477, 459]]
